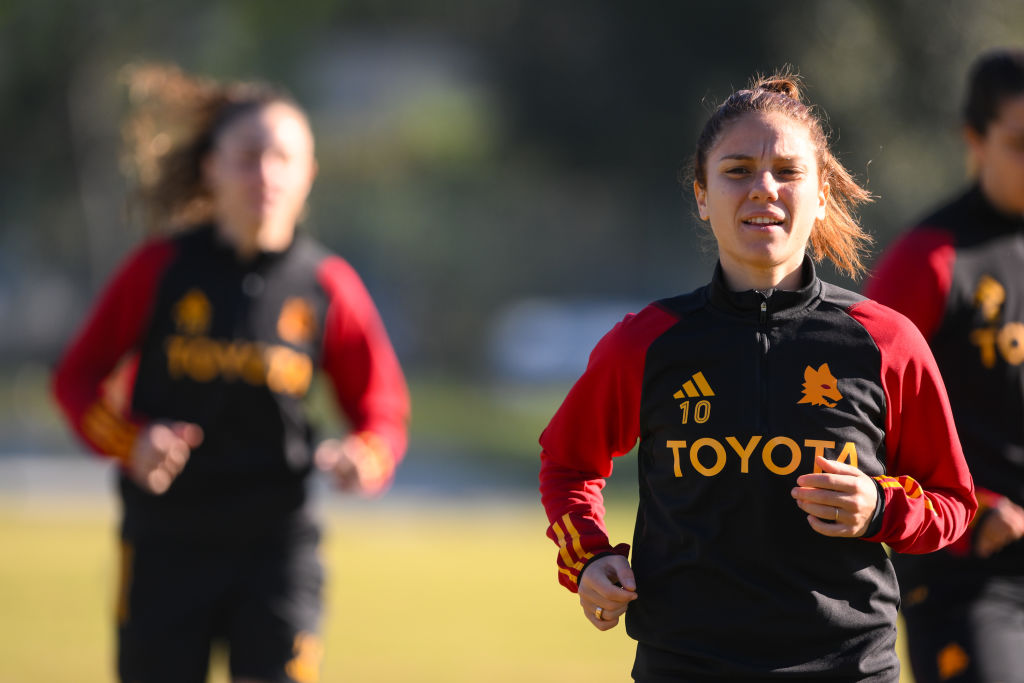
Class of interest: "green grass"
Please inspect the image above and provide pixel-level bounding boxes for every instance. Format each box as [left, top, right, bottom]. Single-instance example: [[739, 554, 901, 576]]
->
[[0, 494, 916, 682], [0, 368, 914, 681], [0, 496, 639, 683]]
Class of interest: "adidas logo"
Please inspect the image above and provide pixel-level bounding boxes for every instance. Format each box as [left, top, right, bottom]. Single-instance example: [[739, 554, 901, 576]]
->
[[673, 371, 715, 401]]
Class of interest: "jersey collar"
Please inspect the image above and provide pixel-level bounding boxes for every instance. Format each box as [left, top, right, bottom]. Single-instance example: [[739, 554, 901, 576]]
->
[[707, 256, 821, 320], [968, 184, 1024, 234]]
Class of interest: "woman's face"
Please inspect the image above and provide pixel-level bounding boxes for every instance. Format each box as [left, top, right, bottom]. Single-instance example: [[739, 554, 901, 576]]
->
[[204, 101, 317, 249], [969, 93, 1024, 215], [694, 111, 828, 290]]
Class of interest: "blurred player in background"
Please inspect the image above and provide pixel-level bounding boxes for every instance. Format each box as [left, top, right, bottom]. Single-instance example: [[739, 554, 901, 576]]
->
[[865, 48, 1024, 683], [539, 71, 976, 681], [52, 64, 410, 683]]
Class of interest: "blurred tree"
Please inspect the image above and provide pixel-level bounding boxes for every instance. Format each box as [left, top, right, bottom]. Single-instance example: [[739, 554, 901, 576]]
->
[[2, 0, 1023, 372]]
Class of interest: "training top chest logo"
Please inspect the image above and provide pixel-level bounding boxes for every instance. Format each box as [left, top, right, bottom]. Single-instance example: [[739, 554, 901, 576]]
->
[[673, 371, 715, 424], [969, 274, 1024, 368], [797, 363, 842, 408], [173, 289, 212, 335], [975, 275, 1005, 322], [278, 297, 318, 345], [164, 288, 314, 397]]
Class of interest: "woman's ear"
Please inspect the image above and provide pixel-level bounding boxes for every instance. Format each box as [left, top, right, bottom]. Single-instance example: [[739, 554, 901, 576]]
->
[[694, 180, 708, 220], [963, 125, 984, 178], [816, 181, 830, 221]]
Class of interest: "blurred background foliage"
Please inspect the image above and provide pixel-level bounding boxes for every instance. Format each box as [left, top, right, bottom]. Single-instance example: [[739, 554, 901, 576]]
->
[[2, 0, 1024, 462]]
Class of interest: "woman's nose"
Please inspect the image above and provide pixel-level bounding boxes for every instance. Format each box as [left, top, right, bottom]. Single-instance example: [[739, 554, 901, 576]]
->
[[749, 171, 780, 201]]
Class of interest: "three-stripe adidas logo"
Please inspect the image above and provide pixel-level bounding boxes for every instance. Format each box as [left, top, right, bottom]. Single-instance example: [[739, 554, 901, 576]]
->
[[673, 371, 715, 401], [673, 372, 714, 424]]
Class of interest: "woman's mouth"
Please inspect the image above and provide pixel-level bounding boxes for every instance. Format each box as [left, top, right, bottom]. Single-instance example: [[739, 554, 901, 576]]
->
[[743, 216, 785, 228]]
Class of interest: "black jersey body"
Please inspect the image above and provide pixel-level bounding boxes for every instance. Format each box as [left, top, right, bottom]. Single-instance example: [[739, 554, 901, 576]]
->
[[629, 264, 896, 677], [922, 189, 1024, 506], [867, 186, 1024, 576], [542, 258, 975, 680], [125, 227, 332, 540]]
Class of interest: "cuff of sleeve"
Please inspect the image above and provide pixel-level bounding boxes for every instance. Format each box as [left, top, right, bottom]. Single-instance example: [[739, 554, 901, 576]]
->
[[973, 490, 1003, 523], [576, 543, 631, 590], [862, 477, 886, 539], [81, 400, 140, 466], [949, 490, 1001, 558]]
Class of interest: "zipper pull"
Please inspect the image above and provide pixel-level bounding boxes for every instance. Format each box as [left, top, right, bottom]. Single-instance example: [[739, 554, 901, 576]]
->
[[760, 300, 768, 325]]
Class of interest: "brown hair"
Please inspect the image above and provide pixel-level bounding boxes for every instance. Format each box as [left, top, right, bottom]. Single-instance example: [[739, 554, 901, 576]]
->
[[120, 63, 306, 233], [691, 70, 873, 279], [964, 48, 1024, 135]]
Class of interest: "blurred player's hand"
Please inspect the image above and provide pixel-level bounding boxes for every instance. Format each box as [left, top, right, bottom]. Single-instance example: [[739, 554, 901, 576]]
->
[[315, 433, 394, 497], [128, 421, 203, 495], [578, 554, 637, 631], [975, 497, 1024, 558]]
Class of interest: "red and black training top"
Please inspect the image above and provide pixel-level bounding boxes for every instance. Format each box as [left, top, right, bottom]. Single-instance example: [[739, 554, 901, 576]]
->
[[539, 258, 975, 679], [53, 225, 409, 541], [866, 185, 1024, 573]]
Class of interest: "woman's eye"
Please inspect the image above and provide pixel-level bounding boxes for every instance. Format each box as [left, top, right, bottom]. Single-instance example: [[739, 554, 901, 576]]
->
[[724, 167, 749, 176], [231, 150, 260, 167]]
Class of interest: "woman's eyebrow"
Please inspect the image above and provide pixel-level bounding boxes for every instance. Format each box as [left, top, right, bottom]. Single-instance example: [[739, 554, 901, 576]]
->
[[716, 153, 801, 163], [716, 153, 753, 161]]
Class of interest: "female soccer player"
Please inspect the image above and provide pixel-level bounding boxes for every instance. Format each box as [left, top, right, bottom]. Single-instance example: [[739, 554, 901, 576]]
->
[[539, 71, 976, 681], [52, 64, 410, 683], [866, 48, 1024, 683]]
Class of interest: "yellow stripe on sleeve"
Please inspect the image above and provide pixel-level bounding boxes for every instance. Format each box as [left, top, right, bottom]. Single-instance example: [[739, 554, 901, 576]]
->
[[551, 521, 582, 570], [82, 401, 137, 463], [902, 477, 923, 498], [83, 406, 125, 450], [561, 514, 594, 562]]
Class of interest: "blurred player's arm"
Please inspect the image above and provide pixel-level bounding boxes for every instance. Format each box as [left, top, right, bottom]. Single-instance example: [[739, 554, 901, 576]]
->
[[863, 227, 955, 340], [850, 302, 977, 553], [52, 240, 175, 464], [314, 256, 410, 496]]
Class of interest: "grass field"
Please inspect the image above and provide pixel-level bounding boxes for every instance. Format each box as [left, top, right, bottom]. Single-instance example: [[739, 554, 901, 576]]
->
[[0, 492, 916, 683], [0, 494, 642, 683], [0, 371, 914, 681]]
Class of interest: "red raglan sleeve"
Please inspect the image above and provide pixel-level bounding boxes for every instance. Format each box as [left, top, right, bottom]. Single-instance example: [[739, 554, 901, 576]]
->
[[850, 301, 977, 553], [863, 227, 955, 341], [864, 227, 995, 554], [51, 240, 176, 464], [539, 305, 678, 592], [317, 256, 410, 481]]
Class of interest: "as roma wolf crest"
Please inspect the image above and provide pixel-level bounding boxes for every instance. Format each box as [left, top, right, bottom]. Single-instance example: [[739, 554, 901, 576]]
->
[[798, 363, 843, 408]]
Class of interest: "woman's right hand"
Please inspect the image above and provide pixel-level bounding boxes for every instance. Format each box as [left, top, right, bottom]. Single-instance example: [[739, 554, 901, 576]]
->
[[128, 422, 203, 495], [975, 497, 1024, 558], [578, 554, 638, 631]]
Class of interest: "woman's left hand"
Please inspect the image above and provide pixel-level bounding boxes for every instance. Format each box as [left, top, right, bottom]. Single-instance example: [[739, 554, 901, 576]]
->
[[315, 434, 394, 497], [791, 456, 878, 537]]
